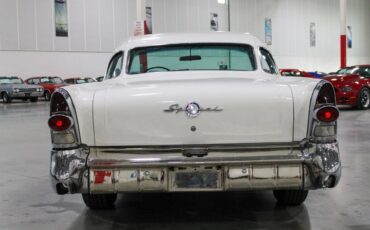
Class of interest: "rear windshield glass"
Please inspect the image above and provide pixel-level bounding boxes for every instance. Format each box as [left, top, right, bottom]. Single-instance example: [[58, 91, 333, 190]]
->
[[127, 43, 256, 74], [337, 67, 358, 74]]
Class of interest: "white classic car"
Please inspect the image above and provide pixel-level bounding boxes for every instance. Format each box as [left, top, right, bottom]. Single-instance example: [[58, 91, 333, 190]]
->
[[49, 32, 341, 209]]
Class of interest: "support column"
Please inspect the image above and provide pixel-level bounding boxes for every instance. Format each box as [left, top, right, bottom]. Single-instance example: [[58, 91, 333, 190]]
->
[[340, 0, 347, 68]]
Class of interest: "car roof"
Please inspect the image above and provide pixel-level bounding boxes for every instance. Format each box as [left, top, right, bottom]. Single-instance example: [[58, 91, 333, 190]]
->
[[116, 32, 265, 51], [345, 65, 370, 68]]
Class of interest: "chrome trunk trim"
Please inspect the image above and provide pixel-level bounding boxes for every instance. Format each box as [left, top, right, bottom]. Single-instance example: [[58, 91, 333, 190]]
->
[[92, 142, 303, 154]]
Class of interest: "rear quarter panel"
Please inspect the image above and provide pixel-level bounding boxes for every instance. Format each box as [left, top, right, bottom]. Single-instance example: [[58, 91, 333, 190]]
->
[[281, 78, 321, 141]]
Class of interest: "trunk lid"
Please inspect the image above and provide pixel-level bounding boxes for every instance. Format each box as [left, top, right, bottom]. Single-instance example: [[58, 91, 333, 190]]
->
[[93, 72, 294, 146]]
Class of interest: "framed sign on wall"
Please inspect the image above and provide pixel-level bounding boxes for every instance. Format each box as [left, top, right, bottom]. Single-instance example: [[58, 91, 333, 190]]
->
[[55, 0, 68, 37]]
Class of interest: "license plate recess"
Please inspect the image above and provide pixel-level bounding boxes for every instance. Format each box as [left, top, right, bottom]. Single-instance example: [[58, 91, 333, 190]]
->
[[170, 166, 222, 191]]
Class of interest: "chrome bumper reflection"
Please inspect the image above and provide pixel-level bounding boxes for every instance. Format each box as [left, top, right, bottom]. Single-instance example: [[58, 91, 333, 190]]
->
[[50, 141, 341, 194], [88, 164, 303, 193], [50, 148, 89, 194]]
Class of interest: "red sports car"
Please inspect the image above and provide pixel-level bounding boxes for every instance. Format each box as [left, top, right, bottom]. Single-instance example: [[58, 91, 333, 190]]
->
[[26, 76, 68, 101], [324, 65, 370, 109], [280, 69, 316, 78]]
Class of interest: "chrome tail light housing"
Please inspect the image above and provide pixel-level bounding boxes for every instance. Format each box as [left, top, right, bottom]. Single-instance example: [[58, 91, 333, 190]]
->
[[49, 88, 81, 148], [308, 81, 339, 143]]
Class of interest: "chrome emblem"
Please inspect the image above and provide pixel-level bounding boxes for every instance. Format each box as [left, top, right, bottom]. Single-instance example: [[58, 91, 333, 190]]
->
[[185, 102, 201, 117], [164, 102, 222, 117]]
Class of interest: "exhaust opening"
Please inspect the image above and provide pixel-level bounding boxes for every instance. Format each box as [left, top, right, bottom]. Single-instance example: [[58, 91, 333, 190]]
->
[[324, 175, 336, 188], [56, 183, 69, 195]]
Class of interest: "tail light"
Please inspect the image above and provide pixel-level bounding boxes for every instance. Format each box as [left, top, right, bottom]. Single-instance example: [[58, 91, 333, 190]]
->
[[316, 106, 339, 123], [49, 89, 80, 148], [48, 115, 73, 131], [309, 82, 339, 143]]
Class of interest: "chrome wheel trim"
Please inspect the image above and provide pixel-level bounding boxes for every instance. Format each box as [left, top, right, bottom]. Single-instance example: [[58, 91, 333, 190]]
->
[[360, 90, 370, 108]]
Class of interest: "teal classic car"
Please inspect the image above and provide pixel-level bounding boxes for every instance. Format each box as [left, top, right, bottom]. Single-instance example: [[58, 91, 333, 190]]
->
[[0, 76, 43, 103]]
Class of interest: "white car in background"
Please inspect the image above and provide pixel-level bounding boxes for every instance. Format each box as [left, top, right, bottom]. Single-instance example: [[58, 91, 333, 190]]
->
[[48, 32, 341, 209]]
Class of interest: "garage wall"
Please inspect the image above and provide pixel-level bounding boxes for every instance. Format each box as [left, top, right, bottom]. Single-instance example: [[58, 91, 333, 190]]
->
[[0, 0, 137, 78], [146, 0, 229, 33], [1, 0, 370, 77], [146, 0, 370, 72], [229, 0, 370, 72]]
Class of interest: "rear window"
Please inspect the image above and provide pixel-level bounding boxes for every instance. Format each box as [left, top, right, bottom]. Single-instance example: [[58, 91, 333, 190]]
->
[[127, 43, 256, 74]]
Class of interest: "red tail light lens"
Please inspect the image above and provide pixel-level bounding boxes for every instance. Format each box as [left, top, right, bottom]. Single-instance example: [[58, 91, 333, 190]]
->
[[48, 115, 72, 131], [316, 107, 339, 122]]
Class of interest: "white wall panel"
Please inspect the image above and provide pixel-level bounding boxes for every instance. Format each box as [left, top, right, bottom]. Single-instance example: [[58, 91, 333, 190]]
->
[[69, 0, 85, 51], [0, 0, 18, 50], [195, 0, 207, 32], [187, 0, 200, 32], [18, 0, 36, 50], [127, 0, 137, 37], [164, 0, 177, 32], [0, 50, 111, 78], [230, 0, 370, 72], [152, 0, 166, 33], [176, 0, 188, 32], [114, 0, 128, 48], [85, 0, 100, 51], [0, 0, 369, 77], [35, 0, 53, 51], [100, 0, 114, 51]]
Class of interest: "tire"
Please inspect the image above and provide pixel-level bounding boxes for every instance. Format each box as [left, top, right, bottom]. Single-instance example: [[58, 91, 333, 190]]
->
[[44, 91, 51, 101], [273, 190, 308, 206], [30, 97, 38, 102], [357, 88, 370, 110], [2, 93, 12, 103], [82, 193, 117, 210]]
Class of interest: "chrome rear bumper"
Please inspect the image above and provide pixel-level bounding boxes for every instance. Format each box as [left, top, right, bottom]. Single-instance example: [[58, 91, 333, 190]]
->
[[50, 141, 341, 194]]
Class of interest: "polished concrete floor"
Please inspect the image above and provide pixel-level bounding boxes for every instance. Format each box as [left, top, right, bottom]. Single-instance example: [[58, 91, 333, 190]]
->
[[0, 101, 370, 230]]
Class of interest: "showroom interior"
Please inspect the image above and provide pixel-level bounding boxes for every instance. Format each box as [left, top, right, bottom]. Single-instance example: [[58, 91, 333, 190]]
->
[[1, 0, 370, 229]]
